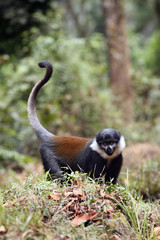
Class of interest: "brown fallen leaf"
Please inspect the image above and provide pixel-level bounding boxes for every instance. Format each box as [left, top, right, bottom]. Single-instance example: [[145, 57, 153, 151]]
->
[[151, 227, 160, 239], [3, 200, 15, 207], [95, 185, 111, 199], [71, 212, 98, 226], [0, 225, 7, 235], [63, 191, 73, 198], [63, 188, 84, 199], [73, 188, 84, 198], [105, 199, 114, 206], [71, 178, 83, 186], [95, 184, 101, 191], [111, 234, 121, 240], [104, 208, 114, 218], [48, 192, 61, 201]]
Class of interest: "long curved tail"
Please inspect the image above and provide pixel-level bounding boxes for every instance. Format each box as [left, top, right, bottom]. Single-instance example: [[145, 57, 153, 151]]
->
[[27, 61, 54, 141]]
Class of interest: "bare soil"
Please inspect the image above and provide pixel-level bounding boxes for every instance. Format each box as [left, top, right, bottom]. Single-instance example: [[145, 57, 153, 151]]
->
[[123, 142, 160, 169]]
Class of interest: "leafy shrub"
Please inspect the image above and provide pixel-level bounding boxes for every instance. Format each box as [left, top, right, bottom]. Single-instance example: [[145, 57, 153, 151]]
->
[[129, 33, 160, 125], [0, 32, 123, 155]]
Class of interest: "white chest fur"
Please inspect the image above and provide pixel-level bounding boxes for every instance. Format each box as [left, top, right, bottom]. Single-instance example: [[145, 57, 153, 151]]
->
[[90, 136, 126, 161]]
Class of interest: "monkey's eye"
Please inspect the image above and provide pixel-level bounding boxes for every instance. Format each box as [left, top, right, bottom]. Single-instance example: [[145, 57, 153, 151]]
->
[[102, 142, 108, 146], [109, 141, 115, 145]]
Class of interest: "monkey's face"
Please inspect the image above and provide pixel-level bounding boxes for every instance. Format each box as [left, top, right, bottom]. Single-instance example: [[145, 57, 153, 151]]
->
[[96, 128, 121, 156]]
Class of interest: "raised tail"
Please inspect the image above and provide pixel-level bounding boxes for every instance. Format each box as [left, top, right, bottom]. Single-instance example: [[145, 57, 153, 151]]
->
[[27, 61, 54, 141]]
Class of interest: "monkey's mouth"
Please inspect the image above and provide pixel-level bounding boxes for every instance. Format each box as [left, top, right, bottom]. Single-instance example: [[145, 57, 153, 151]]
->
[[105, 148, 114, 156]]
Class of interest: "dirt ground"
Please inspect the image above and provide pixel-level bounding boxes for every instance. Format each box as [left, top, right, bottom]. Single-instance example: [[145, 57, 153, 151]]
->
[[123, 142, 160, 169]]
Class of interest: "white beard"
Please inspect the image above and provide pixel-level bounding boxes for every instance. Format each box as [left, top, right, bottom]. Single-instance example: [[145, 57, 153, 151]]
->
[[90, 135, 126, 161]]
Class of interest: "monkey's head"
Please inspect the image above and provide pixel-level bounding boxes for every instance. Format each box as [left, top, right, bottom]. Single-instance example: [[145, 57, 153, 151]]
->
[[96, 128, 124, 156]]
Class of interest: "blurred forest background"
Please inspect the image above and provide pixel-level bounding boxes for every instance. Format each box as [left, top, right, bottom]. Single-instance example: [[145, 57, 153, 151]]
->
[[0, 0, 160, 169]]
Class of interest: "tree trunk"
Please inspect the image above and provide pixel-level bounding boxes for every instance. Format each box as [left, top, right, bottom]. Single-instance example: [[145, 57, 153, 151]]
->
[[102, 0, 133, 122]]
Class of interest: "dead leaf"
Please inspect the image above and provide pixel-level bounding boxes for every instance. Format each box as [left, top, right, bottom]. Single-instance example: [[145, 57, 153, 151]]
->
[[0, 225, 7, 235], [104, 208, 114, 218], [71, 212, 97, 226], [86, 212, 98, 220], [63, 187, 73, 198], [111, 235, 121, 240], [63, 191, 73, 198], [3, 200, 15, 207], [48, 192, 60, 201], [73, 188, 84, 198], [95, 185, 101, 191], [151, 227, 160, 239], [95, 185, 110, 199], [71, 178, 83, 186], [105, 199, 114, 205], [63, 188, 84, 199]]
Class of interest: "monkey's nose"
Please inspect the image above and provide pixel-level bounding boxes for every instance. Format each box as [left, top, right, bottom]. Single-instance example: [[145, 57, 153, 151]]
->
[[106, 147, 113, 156]]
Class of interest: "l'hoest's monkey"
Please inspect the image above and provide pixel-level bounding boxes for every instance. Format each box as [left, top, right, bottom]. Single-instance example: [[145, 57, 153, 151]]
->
[[27, 61, 126, 183]]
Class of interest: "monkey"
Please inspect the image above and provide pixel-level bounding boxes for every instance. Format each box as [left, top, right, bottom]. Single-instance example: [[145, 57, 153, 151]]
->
[[27, 60, 126, 184]]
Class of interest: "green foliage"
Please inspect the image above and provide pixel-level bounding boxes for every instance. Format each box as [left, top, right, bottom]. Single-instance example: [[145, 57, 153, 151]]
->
[[0, 147, 36, 171], [123, 158, 160, 200], [129, 33, 160, 125], [62, 0, 104, 36], [1, 2, 160, 238], [128, 0, 155, 33], [110, 190, 159, 240], [0, 0, 55, 56], [1, 0, 160, 159], [145, 31, 160, 76], [0, 29, 123, 155]]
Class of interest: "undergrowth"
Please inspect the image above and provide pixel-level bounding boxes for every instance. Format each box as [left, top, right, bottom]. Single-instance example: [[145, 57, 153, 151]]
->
[[120, 157, 160, 201], [0, 172, 160, 240]]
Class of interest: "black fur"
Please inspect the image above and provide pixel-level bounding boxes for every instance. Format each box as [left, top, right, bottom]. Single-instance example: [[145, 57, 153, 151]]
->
[[96, 128, 120, 144], [40, 139, 123, 184], [28, 61, 125, 184]]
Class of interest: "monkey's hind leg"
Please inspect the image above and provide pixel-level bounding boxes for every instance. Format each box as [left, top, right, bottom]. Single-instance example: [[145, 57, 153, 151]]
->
[[40, 145, 62, 180]]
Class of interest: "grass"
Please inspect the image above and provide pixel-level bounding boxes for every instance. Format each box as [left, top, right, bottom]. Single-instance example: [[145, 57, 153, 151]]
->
[[0, 167, 160, 240], [120, 157, 160, 200]]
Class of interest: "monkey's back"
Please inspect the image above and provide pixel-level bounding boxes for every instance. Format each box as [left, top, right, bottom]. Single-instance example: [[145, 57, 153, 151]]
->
[[52, 136, 110, 177], [52, 136, 90, 158]]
